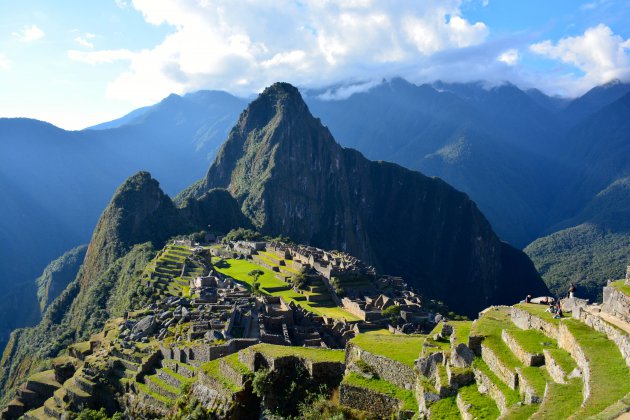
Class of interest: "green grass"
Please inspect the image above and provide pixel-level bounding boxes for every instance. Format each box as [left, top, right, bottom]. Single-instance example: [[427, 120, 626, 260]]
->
[[472, 359, 521, 406], [213, 258, 360, 321], [160, 367, 191, 387], [343, 372, 417, 412], [507, 328, 556, 355], [351, 333, 425, 367], [518, 366, 549, 397], [458, 384, 500, 419], [251, 343, 345, 363], [201, 359, 241, 393], [471, 307, 522, 369], [564, 319, 630, 417], [135, 381, 173, 405], [531, 378, 582, 420], [610, 279, 630, 297], [501, 402, 539, 419], [28, 369, 61, 386], [545, 348, 577, 374], [146, 374, 180, 396], [428, 395, 459, 419], [223, 353, 251, 375], [514, 303, 566, 325], [451, 321, 472, 347]]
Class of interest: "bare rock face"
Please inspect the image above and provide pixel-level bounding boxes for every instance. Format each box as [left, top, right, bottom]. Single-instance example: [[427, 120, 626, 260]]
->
[[185, 82, 548, 315], [450, 343, 474, 368], [132, 315, 157, 339]]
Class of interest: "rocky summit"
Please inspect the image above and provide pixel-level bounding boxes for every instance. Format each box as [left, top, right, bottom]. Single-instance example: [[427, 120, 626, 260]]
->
[[181, 82, 548, 315]]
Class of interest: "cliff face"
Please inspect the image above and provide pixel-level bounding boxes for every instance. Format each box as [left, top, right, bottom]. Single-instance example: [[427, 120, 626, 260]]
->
[[189, 82, 548, 314]]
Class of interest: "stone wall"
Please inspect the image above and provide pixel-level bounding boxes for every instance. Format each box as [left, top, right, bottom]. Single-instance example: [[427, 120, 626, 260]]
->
[[510, 307, 559, 339], [501, 330, 544, 366], [472, 366, 508, 414], [346, 342, 416, 389], [556, 323, 590, 402], [602, 285, 630, 324], [339, 383, 402, 418], [543, 349, 570, 384], [480, 344, 518, 390], [573, 306, 630, 367], [515, 367, 543, 404]]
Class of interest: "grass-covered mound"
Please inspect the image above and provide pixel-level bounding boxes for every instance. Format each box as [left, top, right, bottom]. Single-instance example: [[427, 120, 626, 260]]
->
[[350, 330, 425, 367]]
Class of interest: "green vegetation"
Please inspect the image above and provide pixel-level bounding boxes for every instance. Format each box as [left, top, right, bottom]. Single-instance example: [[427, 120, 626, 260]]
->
[[213, 258, 359, 320], [514, 303, 564, 324], [201, 359, 242, 392], [610, 279, 630, 296], [530, 379, 582, 420], [135, 381, 173, 404], [74, 408, 123, 420], [563, 319, 630, 417], [36, 245, 87, 314], [428, 395, 459, 419], [472, 359, 521, 406], [507, 328, 556, 355], [382, 305, 401, 323], [518, 366, 548, 397], [458, 384, 500, 419], [525, 223, 630, 302], [343, 372, 417, 411], [351, 333, 424, 367], [545, 348, 577, 374], [471, 307, 521, 369], [222, 228, 261, 243], [450, 321, 472, 346], [223, 353, 251, 376], [251, 343, 345, 363]]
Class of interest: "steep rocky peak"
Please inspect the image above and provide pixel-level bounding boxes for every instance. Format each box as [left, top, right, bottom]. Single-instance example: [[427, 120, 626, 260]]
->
[[235, 82, 317, 138]]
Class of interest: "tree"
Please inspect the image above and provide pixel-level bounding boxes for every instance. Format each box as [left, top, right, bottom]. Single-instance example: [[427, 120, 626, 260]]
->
[[249, 269, 264, 296], [382, 305, 401, 324]]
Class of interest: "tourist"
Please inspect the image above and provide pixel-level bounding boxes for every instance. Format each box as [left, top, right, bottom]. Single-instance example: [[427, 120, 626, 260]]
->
[[568, 283, 577, 298], [525, 294, 532, 303]]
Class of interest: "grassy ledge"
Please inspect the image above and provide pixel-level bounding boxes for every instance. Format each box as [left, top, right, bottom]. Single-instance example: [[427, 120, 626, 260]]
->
[[343, 372, 418, 412], [201, 359, 242, 393], [564, 319, 630, 417], [350, 333, 425, 367], [610, 279, 630, 297], [428, 395, 460, 419], [458, 384, 500, 419], [251, 343, 345, 363]]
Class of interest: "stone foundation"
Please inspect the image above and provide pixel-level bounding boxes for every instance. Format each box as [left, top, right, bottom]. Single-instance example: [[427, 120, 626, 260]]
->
[[501, 330, 544, 367], [472, 366, 508, 414], [346, 342, 416, 390], [573, 306, 630, 367], [602, 285, 630, 324], [339, 383, 404, 418], [480, 344, 518, 390]]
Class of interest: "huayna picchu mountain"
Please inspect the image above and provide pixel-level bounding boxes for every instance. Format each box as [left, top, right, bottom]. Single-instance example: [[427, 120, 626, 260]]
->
[[181, 82, 548, 315], [0, 172, 246, 403]]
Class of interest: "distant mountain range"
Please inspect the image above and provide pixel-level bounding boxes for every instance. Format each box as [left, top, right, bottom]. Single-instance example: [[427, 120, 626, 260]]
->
[[1, 77, 630, 346]]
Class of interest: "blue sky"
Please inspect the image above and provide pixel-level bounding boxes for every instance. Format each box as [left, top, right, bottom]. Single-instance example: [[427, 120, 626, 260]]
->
[[1, 0, 629, 129]]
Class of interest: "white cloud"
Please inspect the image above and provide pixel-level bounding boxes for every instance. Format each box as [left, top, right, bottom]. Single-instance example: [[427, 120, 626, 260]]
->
[[74, 0, 491, 105], [530, 24, 630, 93], [498, 49, 519, 66], [115, 0, 128, 9], [0, 53, 10, 70], [12, 24, 45, 43], [68, 49, 135, 65], [75, 36, 94, 49]]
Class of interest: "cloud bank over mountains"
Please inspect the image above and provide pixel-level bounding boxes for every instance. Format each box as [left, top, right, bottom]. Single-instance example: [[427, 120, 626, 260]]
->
[[63, 0, 630, 105]]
